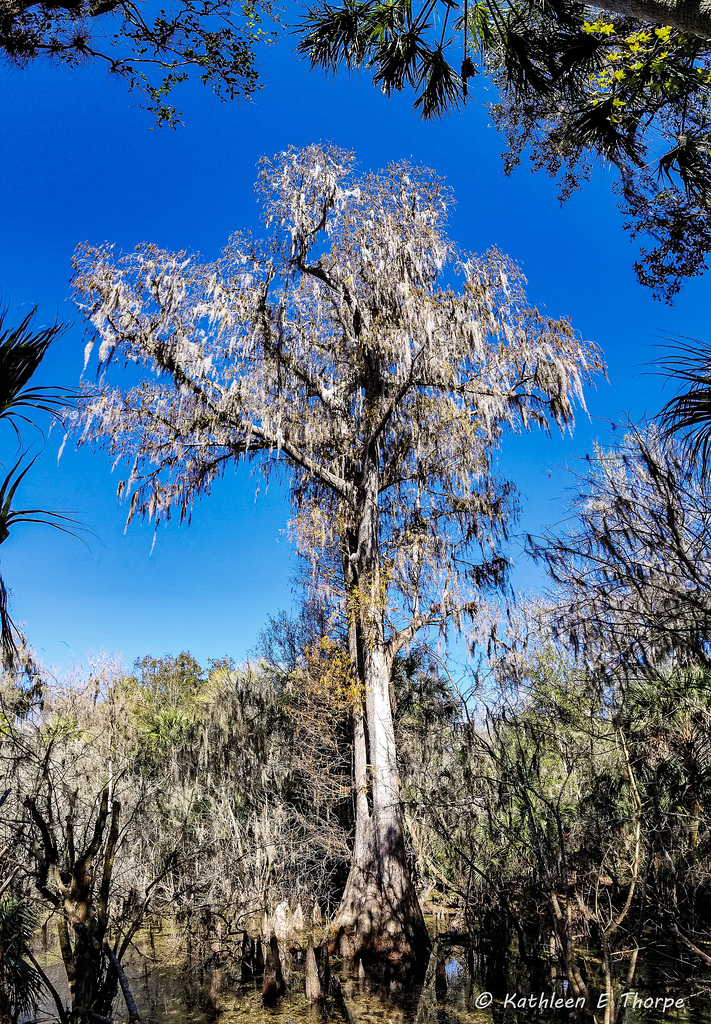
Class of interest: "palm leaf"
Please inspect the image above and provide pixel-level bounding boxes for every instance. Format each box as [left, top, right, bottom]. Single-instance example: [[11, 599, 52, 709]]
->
[[0, 896, 43, 1018], [413, 43, 463, 116], [296, 0, 374, 70], [657, 132, 711, 202], [0, 451, 86, 671], [657, 338, 711, 472], [373, 26, 428, 92], [557, 95, 641, 165], [0, 452, 83, 547], [462, 0, 497, 54], [0, 309, 82, 671], [499, 27, 554, 98], [0, 307, 73, 442]]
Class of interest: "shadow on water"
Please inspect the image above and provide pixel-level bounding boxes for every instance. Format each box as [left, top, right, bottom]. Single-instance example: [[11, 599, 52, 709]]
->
[[30, 928, 711, 1024], [97, 930, 711, 1024]]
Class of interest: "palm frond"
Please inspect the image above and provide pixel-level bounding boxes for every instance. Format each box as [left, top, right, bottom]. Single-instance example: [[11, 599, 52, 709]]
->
[[0, 308, 83, 671], [461, 0, 497, 54], [551, 29, 608, 95], [373, 27, 428, 93], [657, 338, 711, 472], [0, 451, 86, 671], [499, 27, 553, 98], [557, 96, 641, 166], [0, 451, 85, 547], [0, 307, 73, 442], [413, 44, 463, 116], [296, 0, 375, 70], [0, 896, 43, 1018], [657, 132, 711, 203]]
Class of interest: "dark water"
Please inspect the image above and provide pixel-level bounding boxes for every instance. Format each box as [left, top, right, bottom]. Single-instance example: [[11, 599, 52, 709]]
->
[[121, 941, 711, 1024], [32, 935, 711, 1024]]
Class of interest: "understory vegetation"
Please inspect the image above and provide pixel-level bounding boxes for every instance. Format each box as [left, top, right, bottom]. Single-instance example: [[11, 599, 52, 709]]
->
[[1, 428, 711, 1022], [1, 146, 710, 1023]]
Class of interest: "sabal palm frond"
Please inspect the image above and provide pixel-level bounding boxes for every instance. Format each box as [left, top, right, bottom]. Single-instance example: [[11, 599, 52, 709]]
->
[[0, 308, 81, 672], [0, 308, 73, 442], [0, 894, 43, 1020], [657, 338, 711, 473], [0, 451, 81, 546], [0, 451, 84, 667]]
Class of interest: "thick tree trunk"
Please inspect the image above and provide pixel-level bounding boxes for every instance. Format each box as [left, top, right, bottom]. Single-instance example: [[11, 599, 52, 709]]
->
[[334, 481, 430, 964], [604, 0, 711, 38]]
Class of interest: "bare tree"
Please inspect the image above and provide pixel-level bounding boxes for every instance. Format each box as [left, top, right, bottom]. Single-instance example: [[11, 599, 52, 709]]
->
[[528, 425, 711, 682], [71, 143, 600, 961], [0, 668, 163, 1024]]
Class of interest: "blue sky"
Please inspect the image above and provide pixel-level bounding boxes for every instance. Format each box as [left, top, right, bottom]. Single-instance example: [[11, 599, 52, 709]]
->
[[0, 24, 708, 675]]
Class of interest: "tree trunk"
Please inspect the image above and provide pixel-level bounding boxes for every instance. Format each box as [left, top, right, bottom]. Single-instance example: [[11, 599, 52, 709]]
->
[[604, 0, 711, 38], [207, 919, 224, 1014], [334, 479, 430, 963]]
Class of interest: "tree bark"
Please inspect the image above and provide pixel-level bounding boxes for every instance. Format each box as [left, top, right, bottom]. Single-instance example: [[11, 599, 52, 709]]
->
[[305, 936, 322, 1002], [262, 934, 286, 1004], [334, 471, 430, 963], [603, 0, 711, 38]]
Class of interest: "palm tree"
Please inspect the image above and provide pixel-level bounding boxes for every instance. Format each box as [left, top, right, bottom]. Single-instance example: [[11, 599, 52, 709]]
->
[[0, 308, 76, 670], [657, 338, 711, 473], [0, 894, 42, 1024]]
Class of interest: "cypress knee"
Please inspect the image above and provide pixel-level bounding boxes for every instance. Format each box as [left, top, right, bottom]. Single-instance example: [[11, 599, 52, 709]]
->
[[241, 932, 253, 980], [262, 933, 285, 1005], [320, 941, 330, 995], [255, 938, 265, 976], [339, 930, 354, 959], [305, 935, 321, 1002]]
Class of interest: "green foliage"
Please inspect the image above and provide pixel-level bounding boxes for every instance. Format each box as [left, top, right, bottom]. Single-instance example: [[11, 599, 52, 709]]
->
[[657, 338, 711, 472], [0, 896, 42, 1023], [297, 0, 711, 299], [125, 651, 207, 710], [486, 429, 711, 950], [118, 648, 352, 918], [120, 652, 209, 764], [0, 308, 78, 670], [1, 0, 279, 126], [623, 667, 711, 829], [393, 652, 459, 733]]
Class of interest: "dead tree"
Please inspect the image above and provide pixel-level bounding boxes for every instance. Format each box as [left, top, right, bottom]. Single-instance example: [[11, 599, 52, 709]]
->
[[23, 789, 141, 1023]]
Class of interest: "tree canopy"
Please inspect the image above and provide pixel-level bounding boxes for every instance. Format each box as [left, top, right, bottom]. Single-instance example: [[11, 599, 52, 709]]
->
[[527, 424, 711, 683], [70, 143, 599, 959], [297, 0, 711, 300], [1, 0, 278, 125]]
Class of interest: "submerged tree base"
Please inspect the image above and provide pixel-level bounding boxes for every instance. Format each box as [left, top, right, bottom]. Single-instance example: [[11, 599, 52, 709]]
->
[[332, 822, 431, 966]]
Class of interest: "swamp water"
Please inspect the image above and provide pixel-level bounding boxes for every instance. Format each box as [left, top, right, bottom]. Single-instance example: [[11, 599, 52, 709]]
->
[[33, 931, 711, 1024]]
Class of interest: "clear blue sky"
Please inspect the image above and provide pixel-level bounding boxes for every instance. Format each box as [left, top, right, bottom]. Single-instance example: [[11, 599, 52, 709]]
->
[[0, 24, 708, 675]]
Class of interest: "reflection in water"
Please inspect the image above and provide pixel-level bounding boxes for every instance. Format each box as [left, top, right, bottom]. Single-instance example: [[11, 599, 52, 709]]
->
[[97, 937, 711, 1024]]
